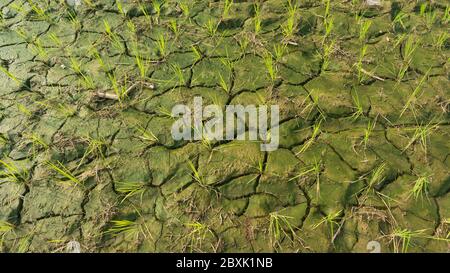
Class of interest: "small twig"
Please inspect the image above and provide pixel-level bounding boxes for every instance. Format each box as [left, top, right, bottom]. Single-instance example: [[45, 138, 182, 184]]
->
[[360, 68, 385, 82]]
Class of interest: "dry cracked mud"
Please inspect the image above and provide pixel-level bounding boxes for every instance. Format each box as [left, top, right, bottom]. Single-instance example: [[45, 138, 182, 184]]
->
[[0, 0, 449, 253]]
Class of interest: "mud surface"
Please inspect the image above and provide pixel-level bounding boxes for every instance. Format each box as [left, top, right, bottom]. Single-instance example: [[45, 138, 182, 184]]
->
[[0, 0, 449, 252]]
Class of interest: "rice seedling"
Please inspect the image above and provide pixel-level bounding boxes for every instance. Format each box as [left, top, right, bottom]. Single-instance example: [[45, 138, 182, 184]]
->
[[108, 72, 128, 104], [152, 0, 164, 24], [24, 132, 49, 156], [362, 118, 376, 149], [90, 47, 109, 73], [27, 0, 52, 23], [135, 124, 159, 144], [273, 43, 287, 62], [187, 160, 207, 187], [179, 2, 190, 19], [263, 51, 277, 82], [103, 19, 123, 51], [31, 38, 48, 60], [281, 0, 298, 40], [115, 181, 146, 203], [218, 73, 230, 94], [139, 3, 151, 24], [203, 18, 218, 37], [359, 20, 371, 43], [433, 32, 448, 50], [409, 175, 430, 201], [171, 64, 185, 86], [67, 10, 81, 30], [320, 39, 335, 71], [364, 163, 386, 194], [0, 65, 20, 85], [442, 5, 450, 24], [69, 56, 95, 89], [356, 44, 368, 83], [388, 228, 426, 253], [222, 0, 233, 18], [16, 103, 32, 117], [392, 11, 408, 31], [191, 45, 202, 62], [312, 210, 342, 240], [350, 89, 364, 121], [403, 35, 419, 61], [48, 32, 63, 48], [403, 120, 439, 154], [184, 221, 214, 252], [0, 221, 14, 250], [126, 20, 136, 35], [420, 3, 437, 29], [169, 19, 179, 37], [253, 3, 262, 35], [105, 220, 151, 241], [0, 159, 29, 184], [132, 43, 149, 80], [156, 34, 167, 58], [399, 68, 431, 118], [268, 211, 298, 249], [296, 120, 322, 154], [116, 0, 126, 17], [46, 161, 82, 187], [77, 136, 106, 170], [290, 159, 322, 196]]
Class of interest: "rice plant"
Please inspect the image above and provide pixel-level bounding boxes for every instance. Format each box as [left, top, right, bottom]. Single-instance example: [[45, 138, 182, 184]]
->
[[135, 124, 159, 144], [0, 65, 20, 85], [218, 73, 230, 93], [171, 64, 186, 86], [115, 181, 146, 203], [399, 68, 430, 118], [108, 72, 128, 104], [0, 221, 15, 250], [179, 2, 190, 19], [204, 18, 218, 37], [77, 136, 106, 170], [356, 44, 368, 83], [359, 20, 371, 43], [321, 39, 335, 71], [152, 0, 164, 24], [156, 34, 167, 58], [116, 0, 126, 17], [296, 120, 322, 154], [187, 160, 207, 187], [103, 19, 124, 51], [184, 221, 214, 252], [281, 0, 298, 39], [392, 11, 408, 31], [132, 42, 149, 80], [222, 0, 233, 18], [433, 32, 448, 50], [46, 161, 82, 187], [350, 89, 364, 121], [191, 45, 202, 62], [388, 228, 426, 253], [0, 159, 29, 184], [273, 43, 287, 62], [312, 210, 342, 240], [362, 118, 376, 149], [263, 51, 277, 82], [169, 19, 179, 37], [105, 219, 152, 241], [409, 175, 430, 200], [268, 211, 298, 249], [290, 159, 322, 196], [403, 120, 439, 154], [253, 3, 262, 35]]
